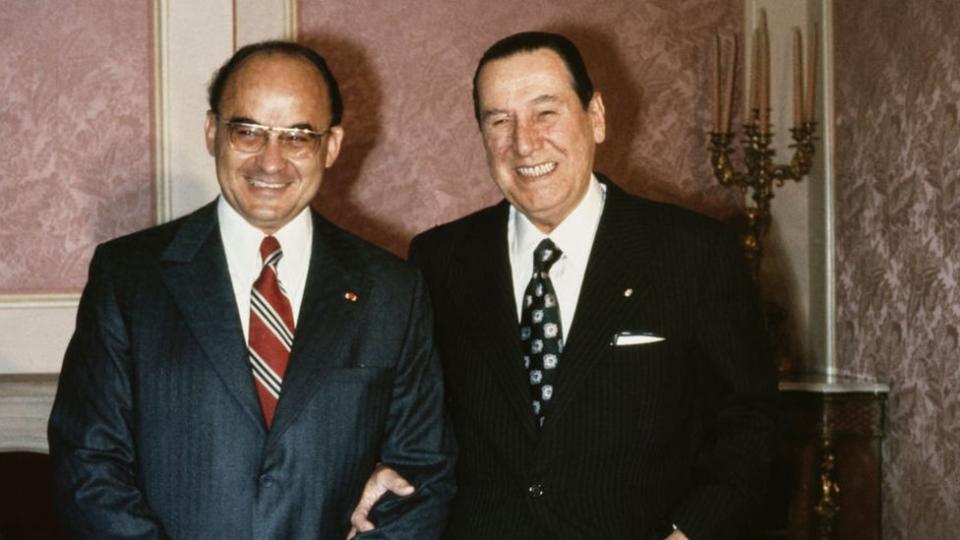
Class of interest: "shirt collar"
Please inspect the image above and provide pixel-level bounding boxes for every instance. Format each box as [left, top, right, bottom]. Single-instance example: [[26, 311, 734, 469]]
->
[[217, 197, 313, 268], [511, 174, 605, 261]]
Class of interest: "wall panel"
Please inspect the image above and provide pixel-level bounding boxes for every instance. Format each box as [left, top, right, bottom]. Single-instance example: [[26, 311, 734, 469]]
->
[[834, 1, 960, 536], [0, 0, 154, 294]]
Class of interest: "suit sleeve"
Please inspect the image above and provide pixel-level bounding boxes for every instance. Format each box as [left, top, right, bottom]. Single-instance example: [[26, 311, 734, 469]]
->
[[358, 266, 457, 539], [48, 247, 169, 540], [670, 226, 782, 539]]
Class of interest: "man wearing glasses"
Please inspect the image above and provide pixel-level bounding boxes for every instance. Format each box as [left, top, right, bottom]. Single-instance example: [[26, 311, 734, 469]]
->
[[48, 41, 455, 539]]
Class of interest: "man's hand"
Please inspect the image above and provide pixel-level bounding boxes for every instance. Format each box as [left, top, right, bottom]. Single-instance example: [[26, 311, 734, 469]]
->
[[347, 464, 415, 539], [666, 530, 689, 540]]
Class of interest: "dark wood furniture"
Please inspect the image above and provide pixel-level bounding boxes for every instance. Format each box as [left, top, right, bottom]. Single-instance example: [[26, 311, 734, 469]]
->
[[755, 375, 888, 539]]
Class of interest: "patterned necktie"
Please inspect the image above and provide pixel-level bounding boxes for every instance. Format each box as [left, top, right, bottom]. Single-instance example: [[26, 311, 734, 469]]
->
[[248, 236, 295, 428], [520, 238, 563, 427]]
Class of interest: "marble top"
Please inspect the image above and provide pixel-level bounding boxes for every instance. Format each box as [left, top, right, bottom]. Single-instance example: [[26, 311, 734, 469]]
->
[[0, 373, 59, 453], [0, 373, 59, 396], [778, 372, 890, 394]]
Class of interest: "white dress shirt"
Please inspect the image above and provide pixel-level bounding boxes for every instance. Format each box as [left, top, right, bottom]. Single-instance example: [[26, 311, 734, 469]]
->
[[218, 197, 313, 341], [508, 175, 606, 335]]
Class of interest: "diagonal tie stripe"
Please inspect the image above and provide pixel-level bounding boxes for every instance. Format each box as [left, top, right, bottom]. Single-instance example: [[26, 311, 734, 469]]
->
[[248, 236, 295, 428], [250, 289, 294, 349], [248, 348, 283, 398]]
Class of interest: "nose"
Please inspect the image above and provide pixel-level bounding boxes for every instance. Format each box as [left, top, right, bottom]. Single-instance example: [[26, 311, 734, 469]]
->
[[513, 118, 541, 156], [256, 135, 286, 172]]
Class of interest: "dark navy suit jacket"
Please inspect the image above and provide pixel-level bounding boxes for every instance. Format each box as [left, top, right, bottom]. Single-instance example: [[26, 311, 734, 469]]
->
[[410, 177, 779, 539], [49, 202, 455, 539]]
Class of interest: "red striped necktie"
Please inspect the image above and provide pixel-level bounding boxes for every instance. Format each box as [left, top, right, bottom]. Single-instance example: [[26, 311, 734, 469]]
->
[[248, 236, 295, 428]]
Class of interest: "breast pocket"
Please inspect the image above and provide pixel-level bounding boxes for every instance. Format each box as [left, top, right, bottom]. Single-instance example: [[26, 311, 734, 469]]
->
[[321, 366, 393, 384], [310, 367, 395, 427], [598, 338, 685, 421], [292, 367, 395, 454], [606, 338, 670, 363]]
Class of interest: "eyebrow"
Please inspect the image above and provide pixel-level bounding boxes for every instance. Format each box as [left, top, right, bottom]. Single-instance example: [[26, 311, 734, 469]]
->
[[530, 94, 559, 105], [480, 109, 509, 121], [480, 93, 561, 120], [227, 116, 317, 131]]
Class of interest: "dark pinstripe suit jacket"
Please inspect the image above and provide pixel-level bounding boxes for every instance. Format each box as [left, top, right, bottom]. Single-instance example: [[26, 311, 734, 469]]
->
[[48, 202, 455, 539], [409, 177, 780, 540]]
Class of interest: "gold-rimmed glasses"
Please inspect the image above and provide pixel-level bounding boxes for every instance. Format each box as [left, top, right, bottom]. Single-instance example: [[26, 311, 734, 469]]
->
[[219, 117, 331, 159]]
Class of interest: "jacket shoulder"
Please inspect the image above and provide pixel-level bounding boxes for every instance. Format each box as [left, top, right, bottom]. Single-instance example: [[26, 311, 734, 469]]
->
[[313, 213, 420, 284], [93, 211, 200, 271], [411, 202, 505, 256], [614, 189, 738, 248]]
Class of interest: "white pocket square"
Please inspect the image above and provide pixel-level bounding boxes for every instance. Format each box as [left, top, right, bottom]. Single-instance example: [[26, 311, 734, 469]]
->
[[610, 332, 665, 346]]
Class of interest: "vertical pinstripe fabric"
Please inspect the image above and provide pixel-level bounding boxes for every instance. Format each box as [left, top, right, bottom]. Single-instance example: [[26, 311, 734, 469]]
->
[[409, 179, 780, 539], [248, 236, 295, 428]]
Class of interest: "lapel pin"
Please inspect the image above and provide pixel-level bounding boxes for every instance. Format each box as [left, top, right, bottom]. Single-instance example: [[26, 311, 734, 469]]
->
[[623, 288, 634, 297], [344, 291, 358, 302]]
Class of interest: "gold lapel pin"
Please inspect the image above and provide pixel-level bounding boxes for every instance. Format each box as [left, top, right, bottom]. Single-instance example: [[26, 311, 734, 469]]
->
[[344, 291, 358, 302], [623, 288, 634, 297]]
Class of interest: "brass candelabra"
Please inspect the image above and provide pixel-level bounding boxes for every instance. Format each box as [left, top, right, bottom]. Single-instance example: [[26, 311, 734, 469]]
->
[[709, 112, 817, 278]]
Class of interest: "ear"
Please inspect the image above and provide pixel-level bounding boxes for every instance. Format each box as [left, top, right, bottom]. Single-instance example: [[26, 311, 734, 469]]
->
[[204, 112, 218, 156], [588, 92, 606, 144], [322, 126, 344, 168]]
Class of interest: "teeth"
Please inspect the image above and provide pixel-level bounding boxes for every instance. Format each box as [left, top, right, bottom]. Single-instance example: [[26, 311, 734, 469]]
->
[[516, 162, 557, 177], [249, 179, 286, 189]]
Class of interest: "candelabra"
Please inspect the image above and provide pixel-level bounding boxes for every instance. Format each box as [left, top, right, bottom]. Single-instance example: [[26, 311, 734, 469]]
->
[[709, 8, 819, 279], [709, 113, 816, 278]]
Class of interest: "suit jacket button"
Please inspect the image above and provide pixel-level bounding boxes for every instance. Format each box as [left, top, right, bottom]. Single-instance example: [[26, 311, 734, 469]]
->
[[259, 475, 274, 488], [527, 483, 544, 498]]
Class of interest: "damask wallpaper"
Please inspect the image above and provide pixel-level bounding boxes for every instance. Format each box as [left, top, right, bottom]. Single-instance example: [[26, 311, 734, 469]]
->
[[834, 1, 960, 536], [298, 0, 743, 255], [0, 0, 154, 294]]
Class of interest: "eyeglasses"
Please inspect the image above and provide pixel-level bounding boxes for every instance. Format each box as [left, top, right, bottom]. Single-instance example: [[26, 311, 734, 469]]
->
[[219, 118, 331, 159]]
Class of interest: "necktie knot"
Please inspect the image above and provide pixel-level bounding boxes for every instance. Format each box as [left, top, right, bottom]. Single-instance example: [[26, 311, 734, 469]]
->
[[260, 236, 283, 268], [533, 238, 562, 274]]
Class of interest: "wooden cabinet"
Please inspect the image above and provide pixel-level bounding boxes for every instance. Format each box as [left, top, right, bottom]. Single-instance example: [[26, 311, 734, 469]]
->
[[755, 375, 888, 539]]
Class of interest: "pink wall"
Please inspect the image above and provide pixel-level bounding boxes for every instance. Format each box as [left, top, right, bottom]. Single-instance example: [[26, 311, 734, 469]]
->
[[0, 1, 154, 294], [834, 1, 960, 536], [299, 0, 743, 256]]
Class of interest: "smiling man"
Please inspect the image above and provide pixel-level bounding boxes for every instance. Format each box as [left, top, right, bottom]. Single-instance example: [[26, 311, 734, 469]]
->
[[48, 41, 454, 539], [352, 32, 779, 539]]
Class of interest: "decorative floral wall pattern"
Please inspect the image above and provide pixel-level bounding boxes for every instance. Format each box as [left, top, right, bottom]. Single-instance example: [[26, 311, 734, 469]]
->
[[0, 0, 154, 294], [834, 1, 960, 537], [298, 0, 743, 255]]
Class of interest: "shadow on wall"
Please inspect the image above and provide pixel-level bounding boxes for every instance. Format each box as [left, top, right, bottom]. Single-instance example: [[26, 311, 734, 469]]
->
[[546, 25, 647, 199], [299, 33, 404, 253], [552, 24, 741, 222]]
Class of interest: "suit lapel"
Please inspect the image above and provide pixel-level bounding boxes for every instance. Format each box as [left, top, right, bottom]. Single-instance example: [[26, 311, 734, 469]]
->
[[455, 203, 539, 439], [160, 202, 264, 432], [267, 212, 371, 442], [545, 181, 660, 427]]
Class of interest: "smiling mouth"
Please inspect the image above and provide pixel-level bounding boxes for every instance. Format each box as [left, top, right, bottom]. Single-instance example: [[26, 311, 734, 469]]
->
[[248, 178, 290, 190], [516, 162, 557, 177]]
